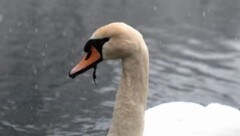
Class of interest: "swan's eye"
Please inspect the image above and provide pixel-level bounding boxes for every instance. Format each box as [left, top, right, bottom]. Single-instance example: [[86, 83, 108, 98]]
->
[[84, 38, 110, 53]]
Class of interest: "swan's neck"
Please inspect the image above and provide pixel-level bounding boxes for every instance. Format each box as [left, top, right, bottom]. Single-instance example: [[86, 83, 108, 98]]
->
[[108, 48, 149, 136]]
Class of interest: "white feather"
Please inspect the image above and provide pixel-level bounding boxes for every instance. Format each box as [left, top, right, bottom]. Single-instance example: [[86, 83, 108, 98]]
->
[[144, 102, 240, 136]]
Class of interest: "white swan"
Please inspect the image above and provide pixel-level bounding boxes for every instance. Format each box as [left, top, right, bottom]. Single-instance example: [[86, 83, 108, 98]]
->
[[69, 22, 240, 136]]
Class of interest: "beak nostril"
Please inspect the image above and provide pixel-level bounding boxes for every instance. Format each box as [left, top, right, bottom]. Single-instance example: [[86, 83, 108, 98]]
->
[[85, 50, 92, 60]]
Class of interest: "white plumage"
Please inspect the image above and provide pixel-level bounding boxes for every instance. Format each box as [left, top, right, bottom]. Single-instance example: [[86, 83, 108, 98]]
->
[[145, 102, 240, 136]]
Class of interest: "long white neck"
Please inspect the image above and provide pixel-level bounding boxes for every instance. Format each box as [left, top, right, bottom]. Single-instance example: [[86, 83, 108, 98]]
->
[[108, 44, 149, 136]]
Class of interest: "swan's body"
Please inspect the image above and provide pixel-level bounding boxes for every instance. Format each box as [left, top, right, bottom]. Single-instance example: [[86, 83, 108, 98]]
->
[[69, 22, 240, 136], [145, 102, 240, 136]]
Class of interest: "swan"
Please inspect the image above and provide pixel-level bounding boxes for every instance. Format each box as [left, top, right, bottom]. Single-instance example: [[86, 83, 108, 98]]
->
[[69, 22, 240, 136]]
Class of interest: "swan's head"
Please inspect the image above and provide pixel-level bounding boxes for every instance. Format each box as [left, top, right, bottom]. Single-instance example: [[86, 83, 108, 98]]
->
[[69, 22, 145, 78]]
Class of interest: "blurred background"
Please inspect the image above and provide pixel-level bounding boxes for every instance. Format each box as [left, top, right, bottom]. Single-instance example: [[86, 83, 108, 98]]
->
[[0, 0, 240, 135]]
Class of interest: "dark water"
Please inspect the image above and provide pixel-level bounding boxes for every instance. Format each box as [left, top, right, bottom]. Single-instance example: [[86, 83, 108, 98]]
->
[[0, 0, 240, 135]]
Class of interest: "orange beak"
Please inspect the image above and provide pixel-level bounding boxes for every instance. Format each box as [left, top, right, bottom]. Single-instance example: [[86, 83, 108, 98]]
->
[[69, 46, 102, 78]]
